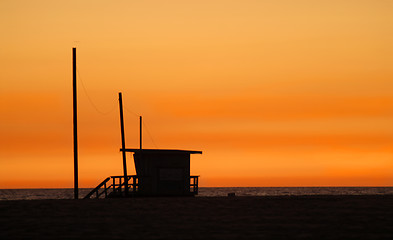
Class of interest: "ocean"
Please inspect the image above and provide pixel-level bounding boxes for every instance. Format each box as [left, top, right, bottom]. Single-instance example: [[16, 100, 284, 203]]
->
[[1, 187, 392, 200]]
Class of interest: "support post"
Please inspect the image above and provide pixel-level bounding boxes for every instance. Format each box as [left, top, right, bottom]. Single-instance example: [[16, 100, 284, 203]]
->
[[139, 116, 142, 150], [73, 47, 78, 200], [118, 92, 128, 195]]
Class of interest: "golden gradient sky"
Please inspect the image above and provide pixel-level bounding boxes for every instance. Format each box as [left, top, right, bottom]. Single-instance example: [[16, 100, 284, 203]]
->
[[1, 0, 392, 188]]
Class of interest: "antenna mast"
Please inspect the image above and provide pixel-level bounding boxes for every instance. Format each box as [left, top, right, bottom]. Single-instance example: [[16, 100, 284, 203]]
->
[[140, 116, 142, 150], [118, 92, 128, 195], [72, 47, 78, 199]]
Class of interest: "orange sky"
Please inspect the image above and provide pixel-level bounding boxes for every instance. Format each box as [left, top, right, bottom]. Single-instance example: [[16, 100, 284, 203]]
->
[[1, 0, 392, 188]]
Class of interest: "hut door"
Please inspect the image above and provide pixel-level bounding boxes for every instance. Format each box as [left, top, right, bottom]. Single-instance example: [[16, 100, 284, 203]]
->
[[158, 168, 184, 195]]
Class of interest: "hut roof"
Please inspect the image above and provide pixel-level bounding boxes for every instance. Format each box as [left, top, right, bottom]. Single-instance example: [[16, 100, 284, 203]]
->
[[121, 148, 202, 154]]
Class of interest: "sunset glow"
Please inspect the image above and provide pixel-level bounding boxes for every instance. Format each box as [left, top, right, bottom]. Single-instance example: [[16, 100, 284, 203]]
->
[[1, 0, 392, 188]]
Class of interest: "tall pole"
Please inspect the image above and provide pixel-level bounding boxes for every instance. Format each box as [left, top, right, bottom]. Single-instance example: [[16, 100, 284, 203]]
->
[[73, 48, 78, 199], [139, 116, 142, 150], [118, 92, 128, 195]]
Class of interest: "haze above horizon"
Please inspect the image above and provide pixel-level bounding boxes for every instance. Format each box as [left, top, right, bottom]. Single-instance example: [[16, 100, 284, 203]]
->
[[1, 0, 392, 188]]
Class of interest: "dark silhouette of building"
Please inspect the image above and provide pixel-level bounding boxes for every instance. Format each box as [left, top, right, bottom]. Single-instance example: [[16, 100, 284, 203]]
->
[[84, 93, 201, 199], [123, 149, 201, 196], [85, 148, 201, 199]]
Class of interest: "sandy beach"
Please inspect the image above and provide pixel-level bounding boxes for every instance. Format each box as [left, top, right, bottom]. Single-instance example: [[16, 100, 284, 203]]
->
[[1, 195, 393, 239]]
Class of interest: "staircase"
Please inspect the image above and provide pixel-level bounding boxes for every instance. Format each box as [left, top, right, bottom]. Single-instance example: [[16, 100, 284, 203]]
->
[[84, 175, 139, 199]]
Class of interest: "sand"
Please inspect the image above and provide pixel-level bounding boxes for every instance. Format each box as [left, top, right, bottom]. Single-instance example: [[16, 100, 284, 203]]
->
[[1, 195, 393, 239]]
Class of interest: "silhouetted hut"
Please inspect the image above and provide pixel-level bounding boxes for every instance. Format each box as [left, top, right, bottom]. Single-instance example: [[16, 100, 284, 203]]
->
[[85, 148, 201, 198], [123, 149, 201, 196], [84, 93, 202, 199]]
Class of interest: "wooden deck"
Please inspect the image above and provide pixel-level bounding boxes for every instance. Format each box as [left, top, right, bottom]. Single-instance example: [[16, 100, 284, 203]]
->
[[85, 175, 199, 199]]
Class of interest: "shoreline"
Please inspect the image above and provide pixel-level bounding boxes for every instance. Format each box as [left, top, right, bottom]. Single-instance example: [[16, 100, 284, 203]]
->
[[1, 193, 393, 201], [2, 186, 393, 201]]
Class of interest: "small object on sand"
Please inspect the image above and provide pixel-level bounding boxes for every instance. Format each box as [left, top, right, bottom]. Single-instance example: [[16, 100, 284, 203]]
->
[[228, 192, 236, 197]]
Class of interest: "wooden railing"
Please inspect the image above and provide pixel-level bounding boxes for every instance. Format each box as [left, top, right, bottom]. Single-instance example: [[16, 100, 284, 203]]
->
[[84, 175, 139, 199], [190, 176, 199, 195], [84, 177, 111, 199], [110, 175, 139, 195], [85, 175, 199, 198]]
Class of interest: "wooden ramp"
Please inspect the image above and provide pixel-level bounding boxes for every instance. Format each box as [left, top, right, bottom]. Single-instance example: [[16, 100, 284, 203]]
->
[[85, 175, 199, 199], [84, 175, 139, 199]]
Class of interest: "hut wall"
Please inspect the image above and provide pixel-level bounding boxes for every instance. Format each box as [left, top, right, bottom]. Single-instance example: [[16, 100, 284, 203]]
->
[[133, 152, 190, 195]]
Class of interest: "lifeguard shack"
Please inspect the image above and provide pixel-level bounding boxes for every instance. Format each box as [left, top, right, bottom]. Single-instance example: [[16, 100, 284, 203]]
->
[[84, 93, 201, 199], [123, 149, 201, 196]]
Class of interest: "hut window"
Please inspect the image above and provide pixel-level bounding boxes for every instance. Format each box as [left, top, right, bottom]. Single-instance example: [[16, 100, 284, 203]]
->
[[159, 168, 183, 181]]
